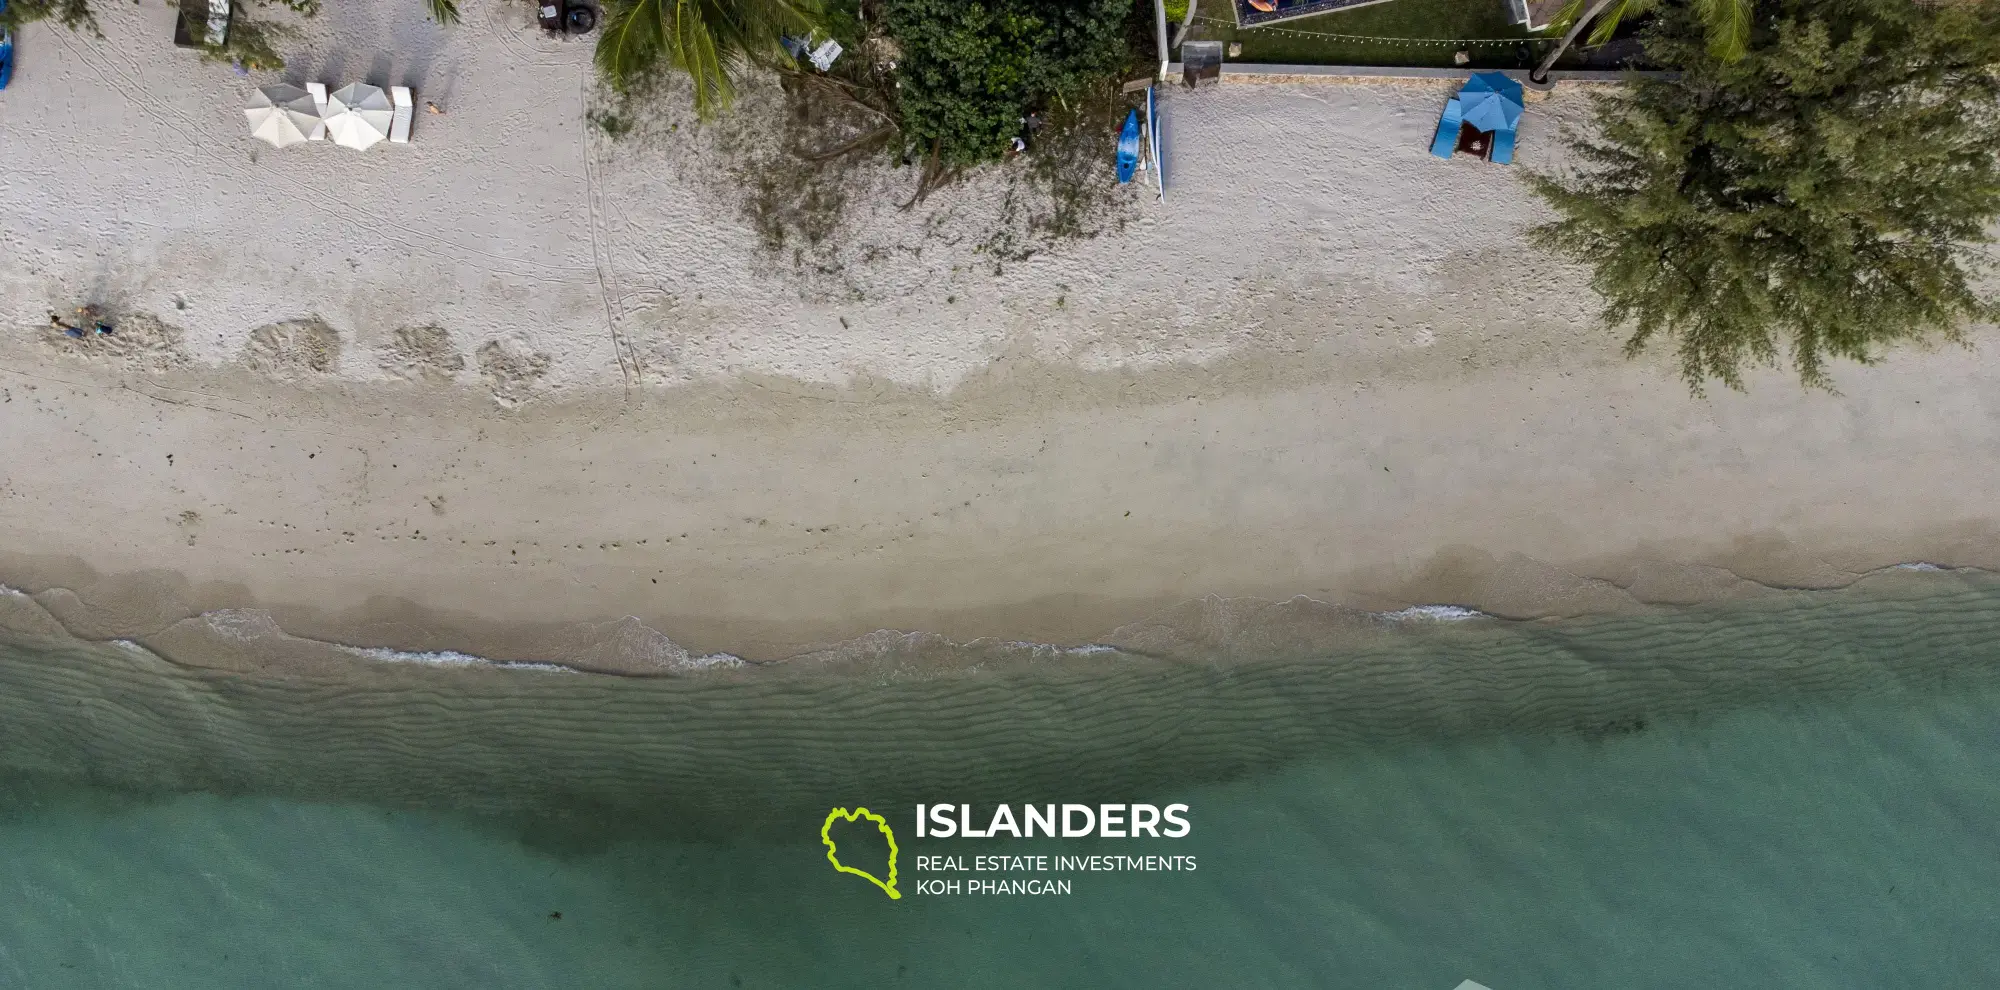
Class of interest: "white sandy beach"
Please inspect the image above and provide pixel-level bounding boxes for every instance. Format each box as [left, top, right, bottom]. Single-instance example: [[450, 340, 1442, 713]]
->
[[2, 0, 1998, 666]]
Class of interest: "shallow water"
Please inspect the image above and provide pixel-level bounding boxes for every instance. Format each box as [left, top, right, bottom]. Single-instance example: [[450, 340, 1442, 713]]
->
[[2, 573, 1998, 986]]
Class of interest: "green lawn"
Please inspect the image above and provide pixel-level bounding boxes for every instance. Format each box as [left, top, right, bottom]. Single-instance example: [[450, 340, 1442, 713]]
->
[[1183, 0, 1554, 69]]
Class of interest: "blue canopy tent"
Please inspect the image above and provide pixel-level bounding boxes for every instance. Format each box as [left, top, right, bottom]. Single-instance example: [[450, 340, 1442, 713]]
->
[[1429, 71, 1525, 165]]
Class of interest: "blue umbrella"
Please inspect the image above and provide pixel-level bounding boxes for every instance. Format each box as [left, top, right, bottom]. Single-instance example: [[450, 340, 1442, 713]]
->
[[1459, 72, 1524, 134]]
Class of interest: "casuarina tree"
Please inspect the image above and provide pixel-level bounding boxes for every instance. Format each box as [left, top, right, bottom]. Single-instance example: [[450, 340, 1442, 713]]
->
[[1530, 0, 2000, 391]]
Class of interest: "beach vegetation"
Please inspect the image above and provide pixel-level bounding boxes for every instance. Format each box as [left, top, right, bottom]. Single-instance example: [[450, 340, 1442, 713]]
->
[[426, 0, 460, 25], [1, 0, 98, 33], [879, 0, 1135, 170], [197, 3, 291, 71], [1532, 0, 1754, 81], [1531, 0, 2000, 391], [595, 0, 823, 118], [1179, 0, 1536, 70], [587, 108, 634, 138]]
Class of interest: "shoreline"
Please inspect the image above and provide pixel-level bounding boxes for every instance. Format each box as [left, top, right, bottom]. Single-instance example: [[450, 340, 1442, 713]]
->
[[6, 325, 2000, 667], [3, 562, 1990, 679], [4, 568, 2000, 836]]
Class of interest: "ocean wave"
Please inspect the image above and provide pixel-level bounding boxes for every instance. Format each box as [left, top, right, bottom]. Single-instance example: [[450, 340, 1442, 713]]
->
[[1375, 605, 1488, 622], [196, 609, 289, 641], [5, 567, 1996, 680], [343, 647, 578, 673], [783, 629, 1137, 670], [564, 616, 746, 672]]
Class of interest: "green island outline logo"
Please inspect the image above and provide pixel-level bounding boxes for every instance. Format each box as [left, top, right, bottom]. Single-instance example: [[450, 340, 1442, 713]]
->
[[821, 806, 901, 900]]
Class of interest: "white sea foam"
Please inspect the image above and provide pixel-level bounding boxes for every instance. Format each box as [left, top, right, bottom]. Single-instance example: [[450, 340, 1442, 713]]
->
[[1377, 605, 1488, 622], [344, 647, 577, 674], [673, 652, 748, 671], [993, 641, 1124, 659], [110, 639, 155, 655], [197, 609, 288, 641], [1894, 562, 1947, 572], [572, 616, 745, 672]]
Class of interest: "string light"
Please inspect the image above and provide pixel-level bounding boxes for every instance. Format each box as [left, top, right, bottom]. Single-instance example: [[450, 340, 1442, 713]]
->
[[1192, 13, 1581, 48]]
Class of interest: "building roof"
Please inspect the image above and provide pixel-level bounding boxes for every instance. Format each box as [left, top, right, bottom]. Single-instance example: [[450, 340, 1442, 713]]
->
[[1510, 0, 1567, 31]]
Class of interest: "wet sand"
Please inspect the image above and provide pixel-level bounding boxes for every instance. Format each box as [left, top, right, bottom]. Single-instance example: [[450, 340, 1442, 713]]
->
[[3, 343, 1998, 667]]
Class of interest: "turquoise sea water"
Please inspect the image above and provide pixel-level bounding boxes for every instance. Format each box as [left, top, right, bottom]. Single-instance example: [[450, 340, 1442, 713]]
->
[[2, 573, 1999, 987]]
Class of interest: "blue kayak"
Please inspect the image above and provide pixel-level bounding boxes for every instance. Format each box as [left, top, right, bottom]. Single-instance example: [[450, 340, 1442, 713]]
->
[[1, 0, 13, 90], [1115, 109, 1139, 183]]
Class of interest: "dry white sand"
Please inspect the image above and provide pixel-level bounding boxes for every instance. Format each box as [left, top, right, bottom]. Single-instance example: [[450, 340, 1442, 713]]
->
[[2, 0, 1997, 665]]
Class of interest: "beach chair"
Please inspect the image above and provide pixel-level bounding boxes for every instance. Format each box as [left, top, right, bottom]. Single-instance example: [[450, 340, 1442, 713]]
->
[[1430, 98, 1463, 159], [306, 82, 329, 141], [390, 86, 413, 144], [1489, 127, 1516, 165]]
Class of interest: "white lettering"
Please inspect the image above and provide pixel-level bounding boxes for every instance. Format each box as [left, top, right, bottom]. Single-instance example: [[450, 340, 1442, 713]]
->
[[985, 804, 1021, 838], [958, 804, 987, 838]]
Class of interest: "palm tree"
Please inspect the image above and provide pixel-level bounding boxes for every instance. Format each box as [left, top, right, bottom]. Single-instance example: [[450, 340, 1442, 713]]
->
[[595, 0, 820, 118], [1530, 0, 1752, 82]]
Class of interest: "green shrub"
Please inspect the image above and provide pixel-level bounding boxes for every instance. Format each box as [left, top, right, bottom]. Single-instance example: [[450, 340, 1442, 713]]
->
[[881, 0, 1134, 168]]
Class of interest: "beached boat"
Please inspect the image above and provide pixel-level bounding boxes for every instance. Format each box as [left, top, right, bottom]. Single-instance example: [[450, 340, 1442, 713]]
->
[[1115, 109, 1140, 183]]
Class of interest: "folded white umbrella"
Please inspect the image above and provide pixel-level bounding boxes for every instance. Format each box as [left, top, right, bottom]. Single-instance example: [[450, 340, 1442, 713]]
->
[[325, 83, 394, 151], [244, 84, 321, 149]]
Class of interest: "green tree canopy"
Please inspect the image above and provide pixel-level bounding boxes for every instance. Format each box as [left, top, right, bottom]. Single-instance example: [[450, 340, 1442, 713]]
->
[[1531, 0, 2000, 391], [1534, 0, 1752, 81], [881, 0, 1132, 168]]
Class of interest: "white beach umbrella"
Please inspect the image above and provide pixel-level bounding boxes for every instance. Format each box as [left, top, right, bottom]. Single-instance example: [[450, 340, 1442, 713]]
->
[[244, 84, 321, 149], [324, 83, 394, 151]]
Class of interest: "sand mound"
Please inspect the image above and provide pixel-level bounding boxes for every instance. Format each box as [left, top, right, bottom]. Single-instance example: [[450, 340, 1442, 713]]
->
[[244, 317, 343, 377], [377, 325, 466, 384], [38, 311, 190, 374], [477, 338, 551, 407]]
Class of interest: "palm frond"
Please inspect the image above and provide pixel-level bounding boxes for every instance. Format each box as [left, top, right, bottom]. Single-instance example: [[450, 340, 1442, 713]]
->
[[668, 0, 731, 116], [596, 0, 668, 86], [1586, 0, 1644, 47], [427, 0, 461, 24], [595, 0, 819, 116], [1692, 0, 1753, 62]]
